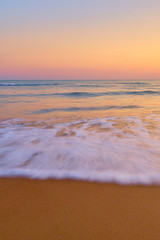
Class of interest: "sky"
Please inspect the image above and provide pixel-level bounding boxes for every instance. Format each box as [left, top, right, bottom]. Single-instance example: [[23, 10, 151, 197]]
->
[[0, 0, 160, 80]]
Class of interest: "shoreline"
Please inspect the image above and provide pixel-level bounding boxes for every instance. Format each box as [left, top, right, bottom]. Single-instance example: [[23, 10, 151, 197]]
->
[[1, 178, 160, 239]]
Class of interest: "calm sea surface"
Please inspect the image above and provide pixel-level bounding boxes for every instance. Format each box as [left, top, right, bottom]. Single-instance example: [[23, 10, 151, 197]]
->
[[0, 80, 160, 184]]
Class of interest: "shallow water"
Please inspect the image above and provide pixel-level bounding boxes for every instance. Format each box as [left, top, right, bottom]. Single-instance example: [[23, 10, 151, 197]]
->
[[0, 80, 160, 184]]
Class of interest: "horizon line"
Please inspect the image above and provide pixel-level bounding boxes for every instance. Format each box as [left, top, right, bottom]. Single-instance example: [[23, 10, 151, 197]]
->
[[0, 79, 160, 81]]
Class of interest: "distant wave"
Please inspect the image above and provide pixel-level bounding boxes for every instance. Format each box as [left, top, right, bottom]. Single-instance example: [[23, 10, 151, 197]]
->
[[117, 90, 160, 95], [54, 92, 98, 97], [78, 84, 100, 87], [118, 82, 147, 85], [55, 90, 160, 97], [0, 90, 159, 99], [0, 83, 60, 86], [33, 105, 141, 114]]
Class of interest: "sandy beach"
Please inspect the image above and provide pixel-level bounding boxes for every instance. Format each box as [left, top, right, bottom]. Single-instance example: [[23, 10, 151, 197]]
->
[[1, 178, 160, 240]]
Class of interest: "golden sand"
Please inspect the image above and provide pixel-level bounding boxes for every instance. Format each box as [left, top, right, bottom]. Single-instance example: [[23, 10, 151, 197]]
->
[[1, 178, 160, 240]]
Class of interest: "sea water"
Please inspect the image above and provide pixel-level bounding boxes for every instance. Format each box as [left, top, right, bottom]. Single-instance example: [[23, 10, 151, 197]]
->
[[0, 80, 160, 184]]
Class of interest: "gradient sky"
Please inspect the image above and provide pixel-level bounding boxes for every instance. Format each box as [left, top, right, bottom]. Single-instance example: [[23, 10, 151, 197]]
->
[[0, 0, 160, 80]]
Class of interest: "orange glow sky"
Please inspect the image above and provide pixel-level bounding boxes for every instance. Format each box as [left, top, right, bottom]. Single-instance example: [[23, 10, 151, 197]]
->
[[0, 0, 160, 80]]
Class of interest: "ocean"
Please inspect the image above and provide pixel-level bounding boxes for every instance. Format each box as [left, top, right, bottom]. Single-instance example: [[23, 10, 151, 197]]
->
[[0, 79, 160, 184]]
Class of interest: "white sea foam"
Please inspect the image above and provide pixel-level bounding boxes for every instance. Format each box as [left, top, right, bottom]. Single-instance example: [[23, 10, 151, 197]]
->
[[0, 116, 160, 185]]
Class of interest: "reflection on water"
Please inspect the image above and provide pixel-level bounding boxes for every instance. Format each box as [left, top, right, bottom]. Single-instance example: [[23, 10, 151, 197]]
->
[[0, 79, 160, 120], [0, 80, 160, 184]]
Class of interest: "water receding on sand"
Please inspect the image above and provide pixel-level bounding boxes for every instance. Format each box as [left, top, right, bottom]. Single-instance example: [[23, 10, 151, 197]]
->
[[0, 80, 160, 184]]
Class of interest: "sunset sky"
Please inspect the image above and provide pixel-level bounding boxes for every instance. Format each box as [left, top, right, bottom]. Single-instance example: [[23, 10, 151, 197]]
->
[[0, 0, 160, 80]]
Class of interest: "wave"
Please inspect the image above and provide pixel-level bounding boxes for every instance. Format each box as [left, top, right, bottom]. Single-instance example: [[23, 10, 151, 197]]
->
[[32, 105, 141, 114], [0, 115, 160, 184], [118, 90, 160, 95], [0, 83, 60, 86], [78, 84, 101, 87], [0, 90, 160, 99], [56, 90, 160, 97], [54, 91, 98, 97], [2, 169, 160, 185], [118, 82, 147, 85], [66, 90, 158, 97]]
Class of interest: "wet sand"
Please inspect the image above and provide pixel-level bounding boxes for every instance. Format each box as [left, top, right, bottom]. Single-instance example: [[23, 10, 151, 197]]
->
[[1, 178, 160, 240]]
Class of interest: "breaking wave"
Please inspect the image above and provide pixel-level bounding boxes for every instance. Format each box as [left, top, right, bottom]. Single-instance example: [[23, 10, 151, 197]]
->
[[0, 115, 160, 185]]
